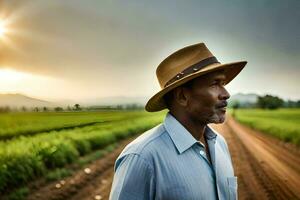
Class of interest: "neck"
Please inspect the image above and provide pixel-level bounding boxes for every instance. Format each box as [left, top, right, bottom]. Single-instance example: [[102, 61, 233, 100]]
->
[[170, 112, 207, 142]]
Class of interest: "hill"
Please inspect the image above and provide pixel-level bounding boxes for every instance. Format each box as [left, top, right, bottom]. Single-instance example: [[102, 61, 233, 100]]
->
[[229, 93, 258, 107], [0, 93, 55, 108]]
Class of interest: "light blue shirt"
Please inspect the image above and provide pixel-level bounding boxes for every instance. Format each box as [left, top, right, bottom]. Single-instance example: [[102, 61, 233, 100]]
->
[[109, 113, 237, 200]]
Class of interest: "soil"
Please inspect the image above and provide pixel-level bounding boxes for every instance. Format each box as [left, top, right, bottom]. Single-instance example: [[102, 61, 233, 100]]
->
[[26, 116, 300, 200]]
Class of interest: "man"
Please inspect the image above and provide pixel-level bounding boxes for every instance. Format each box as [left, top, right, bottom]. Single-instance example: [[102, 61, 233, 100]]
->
[[109, 43, 247, 200]]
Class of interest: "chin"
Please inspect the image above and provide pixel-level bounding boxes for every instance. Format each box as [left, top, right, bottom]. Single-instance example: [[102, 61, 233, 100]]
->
[[209, 114, 226, 124], [216, 118, 226, 124]]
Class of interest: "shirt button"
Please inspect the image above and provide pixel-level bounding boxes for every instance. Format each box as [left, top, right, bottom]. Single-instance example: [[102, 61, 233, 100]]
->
[[199, 150, 205, 155]]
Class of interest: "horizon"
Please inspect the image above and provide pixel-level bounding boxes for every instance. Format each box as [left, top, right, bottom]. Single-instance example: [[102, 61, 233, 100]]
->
[[0, 0, 299, 101], [0, 92, 298, 107]]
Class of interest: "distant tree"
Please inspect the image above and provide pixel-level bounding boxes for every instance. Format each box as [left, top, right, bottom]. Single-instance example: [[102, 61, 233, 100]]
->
[[54, 107, 64, 112], [67, 105, 72, 111], [232, 101, 240, 109], [74, 104, 81, 111], [6, 106, 11, 112], [125, 104, 143, 110], [21, 106, 27, 112], [117, 105, 123, 110], [33, 107, 39, 112], [284, 100, 300, 108], [256, 95, 284, 109], [297, 100, 300, 108], [0, 106, 11, 113], [43, 107, 48, 112], [231, 101, 240, 118]]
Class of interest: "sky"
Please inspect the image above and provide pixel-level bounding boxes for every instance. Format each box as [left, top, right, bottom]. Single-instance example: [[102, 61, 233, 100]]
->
[[0, 0, 299, 102]]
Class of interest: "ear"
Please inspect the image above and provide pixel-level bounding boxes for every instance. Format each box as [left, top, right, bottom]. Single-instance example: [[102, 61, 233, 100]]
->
[[173, 87, 190, 107]]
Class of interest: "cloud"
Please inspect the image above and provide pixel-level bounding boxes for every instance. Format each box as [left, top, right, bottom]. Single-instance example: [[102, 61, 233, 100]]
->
[[0, 0, 299, 100]]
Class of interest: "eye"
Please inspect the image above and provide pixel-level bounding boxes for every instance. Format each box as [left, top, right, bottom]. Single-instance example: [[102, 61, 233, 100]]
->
[[211, 80, 226, 87], [210, 82, 218, 88]]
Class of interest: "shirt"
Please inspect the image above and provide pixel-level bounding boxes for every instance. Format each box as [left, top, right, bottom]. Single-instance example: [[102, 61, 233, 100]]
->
[[109, 113, 237, 200]]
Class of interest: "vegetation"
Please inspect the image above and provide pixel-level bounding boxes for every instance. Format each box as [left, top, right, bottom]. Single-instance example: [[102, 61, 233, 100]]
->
[[0, 111, 151, 140], [5, 187, 29, 200], [229, 94, 300, 109], [74, 104, 81, 111], [256, 95, 284, 109], [0, 103, 145, 113], [5, 143, 121, 200], [232, 108, 300, 146], [0, 111, 165, 194], [45, 168, 73, 182]]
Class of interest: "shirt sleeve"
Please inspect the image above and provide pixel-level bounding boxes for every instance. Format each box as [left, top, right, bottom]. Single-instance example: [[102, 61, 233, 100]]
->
[[109, 153, 155, 200]]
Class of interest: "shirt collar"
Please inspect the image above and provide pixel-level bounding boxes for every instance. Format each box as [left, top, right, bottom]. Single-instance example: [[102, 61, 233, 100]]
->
[[163, 112, 217, 154]]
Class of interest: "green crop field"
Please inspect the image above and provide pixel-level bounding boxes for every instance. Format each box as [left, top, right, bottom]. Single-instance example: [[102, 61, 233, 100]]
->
[[232, 108, 300, 146], [0, 110, 166, 195], [0, 111, 155, 140]]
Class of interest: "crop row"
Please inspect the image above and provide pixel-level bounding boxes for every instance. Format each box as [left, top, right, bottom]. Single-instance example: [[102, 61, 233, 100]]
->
[[0, 113, 164, 194], [0, 111, 149, 140]]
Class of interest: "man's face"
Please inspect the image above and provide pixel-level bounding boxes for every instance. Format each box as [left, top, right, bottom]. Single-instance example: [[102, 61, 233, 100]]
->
[[184, 70, 230, 124]]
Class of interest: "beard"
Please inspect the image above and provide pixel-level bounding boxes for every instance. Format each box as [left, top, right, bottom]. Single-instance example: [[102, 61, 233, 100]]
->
[[208, 109, 226, 124], [197, 107, 226, 124], [188, 107, 226, 125]]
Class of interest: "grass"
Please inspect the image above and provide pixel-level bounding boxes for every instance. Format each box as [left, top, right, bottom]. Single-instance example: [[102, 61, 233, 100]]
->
[[232, 108, 300, 146]]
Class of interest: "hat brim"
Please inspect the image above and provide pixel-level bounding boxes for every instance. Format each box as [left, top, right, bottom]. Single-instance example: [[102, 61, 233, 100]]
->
[[145, 61, 247, 112]]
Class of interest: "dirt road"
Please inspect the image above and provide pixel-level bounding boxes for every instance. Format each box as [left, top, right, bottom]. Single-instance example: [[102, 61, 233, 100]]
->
[[27, 117, 300, 200], [213, 117, 300, 200]]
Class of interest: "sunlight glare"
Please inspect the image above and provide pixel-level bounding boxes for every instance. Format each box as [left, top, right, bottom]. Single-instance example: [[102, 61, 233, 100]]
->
[[0, 68, 28, 83], [0, 68, 76, 100], [0, 20, 8, 38]]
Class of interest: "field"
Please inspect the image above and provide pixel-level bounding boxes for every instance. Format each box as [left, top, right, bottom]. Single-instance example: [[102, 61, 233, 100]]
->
[[0, 111, 155, 140], [0, 110, 165, 198], [1, 109, 299, 200], [232, 108, 300, 146]]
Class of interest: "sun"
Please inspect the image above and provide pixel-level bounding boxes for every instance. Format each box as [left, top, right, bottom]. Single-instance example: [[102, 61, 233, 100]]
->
[[0, 19, 8, 38]]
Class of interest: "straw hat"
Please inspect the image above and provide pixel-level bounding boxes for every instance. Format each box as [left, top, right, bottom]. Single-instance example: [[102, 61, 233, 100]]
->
[[145, 42, 247, 112]]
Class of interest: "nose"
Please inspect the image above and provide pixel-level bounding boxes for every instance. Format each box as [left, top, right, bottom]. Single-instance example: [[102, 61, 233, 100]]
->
[[219, 86, 230, 100]]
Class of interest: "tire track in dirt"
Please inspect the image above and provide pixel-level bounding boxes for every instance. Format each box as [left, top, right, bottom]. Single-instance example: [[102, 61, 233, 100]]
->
[[212, 122, 270, 199], [212, 116, 300, 200], [69, 159, 115, 200]]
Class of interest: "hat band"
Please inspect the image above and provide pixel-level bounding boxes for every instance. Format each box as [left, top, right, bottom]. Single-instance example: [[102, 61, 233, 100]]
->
[[164, 56, 219, 87]]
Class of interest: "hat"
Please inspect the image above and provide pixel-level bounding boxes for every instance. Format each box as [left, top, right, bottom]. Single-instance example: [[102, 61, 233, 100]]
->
[[145, 42, 247, 112]]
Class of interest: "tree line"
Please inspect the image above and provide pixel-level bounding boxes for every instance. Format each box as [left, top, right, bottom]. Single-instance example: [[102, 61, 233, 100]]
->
[[0, 103, 144, 113], [231, 94, 300, 110]]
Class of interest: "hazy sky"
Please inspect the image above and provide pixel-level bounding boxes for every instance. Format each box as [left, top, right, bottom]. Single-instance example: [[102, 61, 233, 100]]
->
[[0, 0, 299, 102]]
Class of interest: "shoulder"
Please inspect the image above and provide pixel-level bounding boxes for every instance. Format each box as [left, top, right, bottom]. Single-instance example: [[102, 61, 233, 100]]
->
[[114, 123, 168, 171]]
